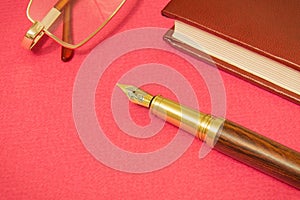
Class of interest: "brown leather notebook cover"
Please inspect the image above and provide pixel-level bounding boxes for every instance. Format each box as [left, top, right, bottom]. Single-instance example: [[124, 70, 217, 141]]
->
[[162, 0, 300, 104]]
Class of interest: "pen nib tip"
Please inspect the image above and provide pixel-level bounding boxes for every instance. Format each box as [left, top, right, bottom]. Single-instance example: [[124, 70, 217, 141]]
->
[[116, 83, 134, 94], [116, 83, 154, 108]]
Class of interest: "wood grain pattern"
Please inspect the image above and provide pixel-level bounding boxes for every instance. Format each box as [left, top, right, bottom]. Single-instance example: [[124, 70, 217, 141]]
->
[[214, 120, 300, 189]]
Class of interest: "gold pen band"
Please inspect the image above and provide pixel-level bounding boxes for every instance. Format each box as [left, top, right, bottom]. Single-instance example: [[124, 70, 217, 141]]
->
[[150, 96, 224, 146]]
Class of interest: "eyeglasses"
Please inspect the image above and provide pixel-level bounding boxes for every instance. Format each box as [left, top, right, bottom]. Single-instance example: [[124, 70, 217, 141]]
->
[[22, 0, 126, 61]]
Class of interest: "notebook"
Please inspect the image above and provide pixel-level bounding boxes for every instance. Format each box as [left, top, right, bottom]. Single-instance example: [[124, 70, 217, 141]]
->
[[162, 0, 300, 104]]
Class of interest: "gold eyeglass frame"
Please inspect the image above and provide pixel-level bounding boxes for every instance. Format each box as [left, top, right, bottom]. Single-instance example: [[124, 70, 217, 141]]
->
[[24, 0, 127, 49]]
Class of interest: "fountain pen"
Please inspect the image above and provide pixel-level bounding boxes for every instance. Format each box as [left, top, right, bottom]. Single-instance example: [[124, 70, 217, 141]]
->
[[117, 84, 300, 189]]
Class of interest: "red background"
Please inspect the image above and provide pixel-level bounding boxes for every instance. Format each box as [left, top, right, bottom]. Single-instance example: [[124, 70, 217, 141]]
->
[[1, 0, 299, 199]]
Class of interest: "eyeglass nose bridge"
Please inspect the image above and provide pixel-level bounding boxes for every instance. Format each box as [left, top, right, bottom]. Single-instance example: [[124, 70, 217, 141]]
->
[[22, 8, 61, 49]]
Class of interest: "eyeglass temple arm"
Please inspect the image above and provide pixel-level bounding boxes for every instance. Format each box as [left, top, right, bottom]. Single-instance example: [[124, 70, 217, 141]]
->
[[22, 0, 70, 49], [55, 0, 70, 11], [61, 1, 74, 62]]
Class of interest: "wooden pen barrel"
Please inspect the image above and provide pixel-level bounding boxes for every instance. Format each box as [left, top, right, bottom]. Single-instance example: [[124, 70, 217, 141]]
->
[[214, 120, 300, 189]]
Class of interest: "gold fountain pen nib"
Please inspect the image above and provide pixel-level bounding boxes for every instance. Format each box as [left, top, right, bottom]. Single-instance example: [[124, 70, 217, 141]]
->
[[117, 83, 154, 108]]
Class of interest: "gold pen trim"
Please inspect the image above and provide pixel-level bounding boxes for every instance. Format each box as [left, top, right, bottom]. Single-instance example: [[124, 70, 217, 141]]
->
[[150, 96, 224, 147]]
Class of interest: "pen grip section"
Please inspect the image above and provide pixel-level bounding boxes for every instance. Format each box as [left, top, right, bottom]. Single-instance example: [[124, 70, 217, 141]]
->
[[214, 120, 300, 189]]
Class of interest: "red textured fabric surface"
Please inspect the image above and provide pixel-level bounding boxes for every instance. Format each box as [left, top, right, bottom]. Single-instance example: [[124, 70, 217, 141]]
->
[[0, 1, 299, 199]]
